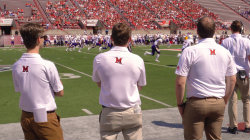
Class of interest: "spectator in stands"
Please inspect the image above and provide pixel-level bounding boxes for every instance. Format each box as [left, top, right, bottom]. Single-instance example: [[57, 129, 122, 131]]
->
[[175, 17, 236, 140]]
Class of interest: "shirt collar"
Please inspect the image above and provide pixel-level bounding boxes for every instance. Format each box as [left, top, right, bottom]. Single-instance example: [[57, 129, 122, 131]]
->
[[198, 38, 216, 44], [111, 46, 129, 52], [230, 33, 242, 38], [21, 53, 41, 58]]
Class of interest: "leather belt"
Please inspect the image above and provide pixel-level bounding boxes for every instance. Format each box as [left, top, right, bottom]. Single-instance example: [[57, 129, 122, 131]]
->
[[22, 110, 55, 114], [188, 97, 220, 100]]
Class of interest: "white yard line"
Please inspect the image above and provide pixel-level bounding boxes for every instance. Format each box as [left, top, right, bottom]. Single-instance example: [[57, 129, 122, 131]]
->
[[144, 62, 176, 69], [140, 94, 172, 107], [55, 62, 92, 78], [0, 70, 12, 73], [55, 62, 172, 108], [81, 109, 93, 115]]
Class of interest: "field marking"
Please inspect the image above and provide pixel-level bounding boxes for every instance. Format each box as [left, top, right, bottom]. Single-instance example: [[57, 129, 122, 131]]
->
[[140, 94, 172, 107], [160, 49, 181, 51], [144, 62, 176, 69], [82, 109, 93, 115], [55, 63, 92, 78], [55, 62, 172, 108]]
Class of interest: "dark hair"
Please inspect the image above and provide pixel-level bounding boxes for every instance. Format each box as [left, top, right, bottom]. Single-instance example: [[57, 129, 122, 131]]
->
[[111, 23, 131, 46], [20, 23, 44, 49], [197, 16, 215, 38], [230, 20, 243, 33]]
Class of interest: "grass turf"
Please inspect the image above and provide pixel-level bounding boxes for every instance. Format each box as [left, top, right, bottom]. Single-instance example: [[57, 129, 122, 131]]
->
[[0, 44, 181, 124]]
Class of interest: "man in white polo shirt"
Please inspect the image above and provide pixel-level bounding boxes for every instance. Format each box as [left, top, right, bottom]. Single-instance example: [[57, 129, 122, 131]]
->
[[12, 23, 64, 140], [92, 23, 146, 140], [222, 20, 250, 134], [175, 17, 237, 140]]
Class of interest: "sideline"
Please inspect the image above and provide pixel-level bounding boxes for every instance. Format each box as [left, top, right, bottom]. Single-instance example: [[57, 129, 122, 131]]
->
[[55, 62, 172, 108]]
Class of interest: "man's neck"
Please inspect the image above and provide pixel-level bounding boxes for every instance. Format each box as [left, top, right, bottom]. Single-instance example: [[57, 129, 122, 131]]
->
[[27, 46, 40, 54]]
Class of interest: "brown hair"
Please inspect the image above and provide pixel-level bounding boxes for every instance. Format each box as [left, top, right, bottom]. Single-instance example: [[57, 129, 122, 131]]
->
[[197, 16, 215, 39], [111, 23, 131, 46], [230, 20, 243, 33], [20, 23, 44, 49]]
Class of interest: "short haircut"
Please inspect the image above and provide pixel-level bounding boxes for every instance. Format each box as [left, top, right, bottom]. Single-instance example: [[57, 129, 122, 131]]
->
[[197, 16, 215, 38], [230, 20, 242, 33], [111, 23, 131, 46], [20, 23, 44, 49]]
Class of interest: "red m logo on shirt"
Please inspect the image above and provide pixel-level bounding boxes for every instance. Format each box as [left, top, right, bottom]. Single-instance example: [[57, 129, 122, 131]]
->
[[22, 66, 29, 72], [210, 49, 216, 55], [115, 57, 122, 64]]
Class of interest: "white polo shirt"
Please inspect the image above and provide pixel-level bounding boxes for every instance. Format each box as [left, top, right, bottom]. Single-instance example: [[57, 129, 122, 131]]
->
[[12, 53, 63, 112], [176, 38, 237, 98], [221, 33, 250, 76], [92, 46, 146, 109]]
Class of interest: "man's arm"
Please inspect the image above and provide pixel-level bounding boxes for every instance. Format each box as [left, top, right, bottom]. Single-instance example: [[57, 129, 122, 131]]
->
[[248, 55, 250, 63], [224, 75, 236, 104], [54, 80, 64, 96], [96, 82, 101, 88], [175, 75, 187, 118], [55, 90, 64, 97], [137, 85, 142, 91]]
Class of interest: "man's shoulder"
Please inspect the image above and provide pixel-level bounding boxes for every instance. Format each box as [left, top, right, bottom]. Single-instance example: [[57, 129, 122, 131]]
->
[[129, 52, 144, 61], [42, 59, 56, 68]]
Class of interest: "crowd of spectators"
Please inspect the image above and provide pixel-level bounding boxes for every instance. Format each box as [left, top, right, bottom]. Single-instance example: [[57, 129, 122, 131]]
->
[[45, 0, 86, 29], [110, 0, 158, 29], [142, 0, 194, 29], [74, 0, 126, 29], [0, 2, 43, 24], [239, 8, 250, 21], [0, 0, 239, 30]]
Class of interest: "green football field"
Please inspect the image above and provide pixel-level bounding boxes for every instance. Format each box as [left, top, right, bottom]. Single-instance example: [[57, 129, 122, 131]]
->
[[0, 45, 182, 124]]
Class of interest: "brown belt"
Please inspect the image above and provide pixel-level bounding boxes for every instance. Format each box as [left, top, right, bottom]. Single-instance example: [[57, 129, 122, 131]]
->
[[22, 110, 55, 114], [188, 97, 220, 100]]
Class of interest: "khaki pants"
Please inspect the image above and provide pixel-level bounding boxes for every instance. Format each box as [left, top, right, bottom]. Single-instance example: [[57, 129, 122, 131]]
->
[[183, 98, 225, 140], [228, 77, 250, 128], [99, 107, 142, 140], [21, 111, 64, 140]]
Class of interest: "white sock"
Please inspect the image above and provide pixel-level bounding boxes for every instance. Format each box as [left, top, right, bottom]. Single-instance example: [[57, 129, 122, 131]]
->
[[156, 54, 160, 60]]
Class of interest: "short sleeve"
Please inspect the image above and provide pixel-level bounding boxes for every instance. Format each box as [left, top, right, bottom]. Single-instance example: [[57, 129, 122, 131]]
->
[[226, 53, 237, 76], [175, 50, 191, 76], [245, 40, 250, 56], [12, 65, 20, 92], [46, 62, 63, 92], [92, 56, 101, 82], [137, 58, 146, 86]]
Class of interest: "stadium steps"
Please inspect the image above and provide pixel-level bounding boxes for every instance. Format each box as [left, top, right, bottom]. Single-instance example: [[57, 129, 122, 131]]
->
[[195, 0, 250, 33], [106, 0, 135, 29], [69, 0, 88, 18], [32, 0, 51, 25], [241, 0, 250, 5], [243, 0, 250, 5], [219, 0, 250, 20], [139, 1, 162, 29]]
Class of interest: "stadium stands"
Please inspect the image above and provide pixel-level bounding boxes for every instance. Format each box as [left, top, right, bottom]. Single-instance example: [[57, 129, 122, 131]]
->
[[0, 0, 249, 32], [0, 0, 43, 27], [219, 0, 250, 21], [74, 0, 127, 29], [196, 0, 250, 32]]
